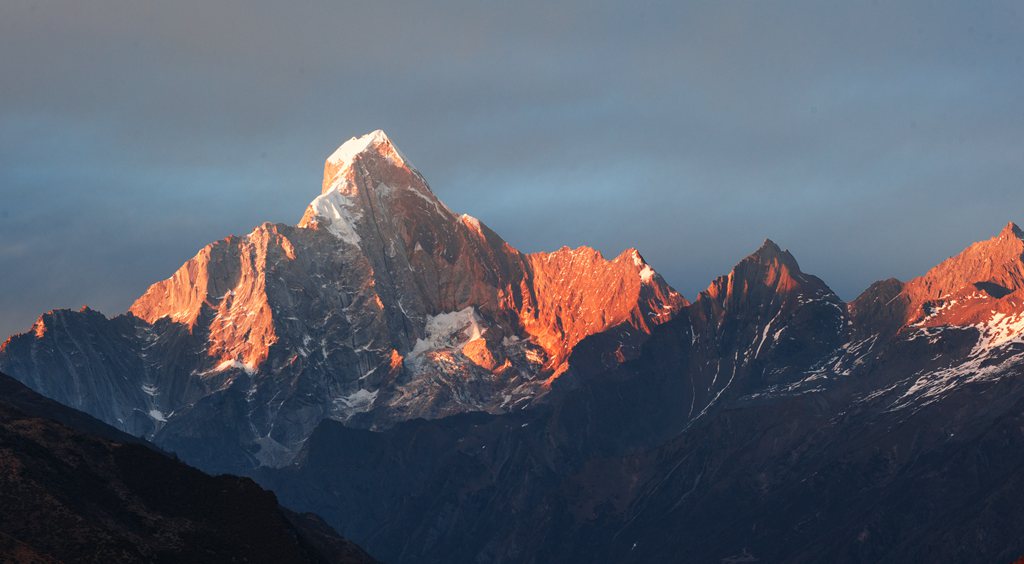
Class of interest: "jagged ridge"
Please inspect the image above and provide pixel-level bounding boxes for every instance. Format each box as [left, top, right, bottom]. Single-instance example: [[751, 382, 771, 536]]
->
[[1, 130, 684, 470]]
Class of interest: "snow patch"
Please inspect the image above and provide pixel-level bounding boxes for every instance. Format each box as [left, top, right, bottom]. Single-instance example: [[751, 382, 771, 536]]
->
[[307, 189, 363, 245], [629, 250, 656, 283], [335, 388, 379, 411], [639, 264, 656, 284], [213, 359, 256, 375], [971, 311, 1024, 355], [754, 310, 783, 359], [894, 311, 1024, 409], [461, 214, 484, 236], [148, 409, 167, 422], [409, 307, 485, 360], [326, 129, 403, 167]]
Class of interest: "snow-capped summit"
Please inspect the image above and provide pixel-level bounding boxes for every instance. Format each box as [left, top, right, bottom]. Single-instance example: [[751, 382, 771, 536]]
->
[[324, 129, 409, 171], [320, 129, 415, 195], [0, 130, 684, 470], [326, 129, 396, 165], [301, 130, 449, 245]]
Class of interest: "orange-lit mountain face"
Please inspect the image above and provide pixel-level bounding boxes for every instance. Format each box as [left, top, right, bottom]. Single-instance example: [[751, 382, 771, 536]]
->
[[0, 130, 684, 469], [844, 222, 1024, 373], [258, 222, 1024, 564], [2, 130, 1023, 477], [4, 131, 1024, 562], [895, 222, 1024, 327], [130, 131, 683, 380]]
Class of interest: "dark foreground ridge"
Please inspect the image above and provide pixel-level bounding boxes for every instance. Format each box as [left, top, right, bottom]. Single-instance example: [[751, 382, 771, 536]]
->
[[0, 371, 375, 564]]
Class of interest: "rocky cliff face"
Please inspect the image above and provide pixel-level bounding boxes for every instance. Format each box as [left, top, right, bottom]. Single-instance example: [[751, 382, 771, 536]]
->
[[4, 130, 1024, 563], [0, 130, 684, 471], [259, 222, 1024, 564]]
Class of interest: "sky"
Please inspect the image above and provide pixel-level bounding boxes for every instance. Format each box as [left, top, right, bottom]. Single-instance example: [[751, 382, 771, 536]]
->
[[2, 0, 1023, 338]]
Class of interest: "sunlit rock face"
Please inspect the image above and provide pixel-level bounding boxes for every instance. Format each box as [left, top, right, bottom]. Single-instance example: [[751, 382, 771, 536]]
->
[[257, 223, 1024, 564], [6, 130, 1024, 563], [0, 130, 684, 471], [849, 221, 1024, 334]]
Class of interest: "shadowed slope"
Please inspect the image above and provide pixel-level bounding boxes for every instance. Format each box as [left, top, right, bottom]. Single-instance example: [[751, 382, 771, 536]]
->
[[0, 371, 375, 564]]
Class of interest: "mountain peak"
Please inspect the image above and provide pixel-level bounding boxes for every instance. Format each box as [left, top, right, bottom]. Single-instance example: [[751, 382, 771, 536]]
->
[[618, 248, 660, 284], [896, 220, 1024, 323], [302, 130, 450, 242], [746, 238, 802, 274], [325, 129, 401, 166], [699, 239, 818, 307], [320, 129, 413, 195], [999, 221, 1023, 240], [755, 238, 782, 257]]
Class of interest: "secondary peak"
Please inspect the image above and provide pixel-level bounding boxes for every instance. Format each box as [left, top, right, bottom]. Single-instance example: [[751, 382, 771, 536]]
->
[[999, 221, 1023, 240]]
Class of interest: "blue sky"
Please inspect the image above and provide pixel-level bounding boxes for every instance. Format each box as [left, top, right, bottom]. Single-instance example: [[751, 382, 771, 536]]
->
[[2, 0, 1023, 338]]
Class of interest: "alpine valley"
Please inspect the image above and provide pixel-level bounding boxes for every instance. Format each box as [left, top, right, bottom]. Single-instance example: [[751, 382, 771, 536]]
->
[[4, 131, 1024, 563]]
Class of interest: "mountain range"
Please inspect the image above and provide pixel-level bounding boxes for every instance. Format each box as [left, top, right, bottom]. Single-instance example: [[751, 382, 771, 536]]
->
[[3, 130, 1024, 562]]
